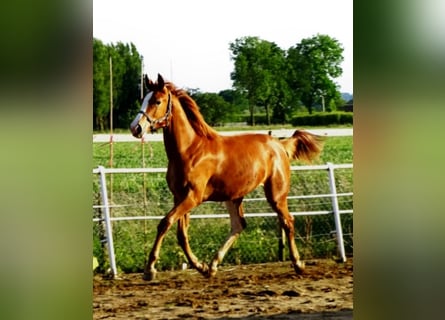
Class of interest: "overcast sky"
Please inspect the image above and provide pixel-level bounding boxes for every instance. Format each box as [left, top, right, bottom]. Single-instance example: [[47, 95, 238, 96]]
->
[[93, 0, 353, 94]]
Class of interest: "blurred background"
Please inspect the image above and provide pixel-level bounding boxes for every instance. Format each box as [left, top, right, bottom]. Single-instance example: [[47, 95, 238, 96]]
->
[[1, 0, 445, 319]]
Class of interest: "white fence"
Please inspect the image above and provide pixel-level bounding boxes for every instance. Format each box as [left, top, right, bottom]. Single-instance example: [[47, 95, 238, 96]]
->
[[93, 128, 353, 143], [93, 163, 353, 277]]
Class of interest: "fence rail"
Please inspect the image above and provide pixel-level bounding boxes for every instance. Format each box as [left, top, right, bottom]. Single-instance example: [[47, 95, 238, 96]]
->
[[93, 163, 353, 277]]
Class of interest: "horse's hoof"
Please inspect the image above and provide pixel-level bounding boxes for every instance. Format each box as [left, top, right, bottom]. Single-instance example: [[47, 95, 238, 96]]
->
[[294, 261, 305, 274], [142, 270, 157, 281], [196, 262, 209, 276], [208, 267, 218, 278], [206, 261, 218, 278]]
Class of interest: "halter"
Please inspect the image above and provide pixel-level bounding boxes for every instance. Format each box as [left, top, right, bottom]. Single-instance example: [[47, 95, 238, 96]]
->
[[138, 90, 172, 130]]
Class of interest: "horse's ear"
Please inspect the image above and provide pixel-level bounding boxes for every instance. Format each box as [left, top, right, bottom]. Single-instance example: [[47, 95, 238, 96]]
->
[[157, 73, 165, 90]]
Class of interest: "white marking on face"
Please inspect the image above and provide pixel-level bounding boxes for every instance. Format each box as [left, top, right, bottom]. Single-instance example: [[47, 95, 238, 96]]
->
[[140, 91, 154, 114], [130, 91, 154, 135]]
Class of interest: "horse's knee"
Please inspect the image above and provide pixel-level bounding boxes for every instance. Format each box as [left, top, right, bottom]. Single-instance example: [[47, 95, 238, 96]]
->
[[157, 216, 172, 234], [278, 212, 294, 230]]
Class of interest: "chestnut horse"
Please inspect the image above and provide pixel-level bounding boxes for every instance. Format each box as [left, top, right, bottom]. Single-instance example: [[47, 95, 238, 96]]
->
[[130, 74, 324, 280]]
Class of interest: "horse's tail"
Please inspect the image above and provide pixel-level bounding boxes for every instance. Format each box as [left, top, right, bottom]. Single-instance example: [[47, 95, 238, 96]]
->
[[280, 130, 325, 163]]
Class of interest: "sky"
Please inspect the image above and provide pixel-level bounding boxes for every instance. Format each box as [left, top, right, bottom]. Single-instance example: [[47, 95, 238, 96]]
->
[[93, 0, 353, 94]]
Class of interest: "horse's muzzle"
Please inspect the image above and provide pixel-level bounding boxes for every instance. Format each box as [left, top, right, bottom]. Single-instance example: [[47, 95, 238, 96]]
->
[[130, 113, 147, 138], [131, 124, 142, 138], [130, 123, 143, 138]]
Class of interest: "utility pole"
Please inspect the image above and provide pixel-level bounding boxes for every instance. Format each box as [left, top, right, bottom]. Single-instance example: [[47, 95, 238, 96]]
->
[[321, 94, 325, 112], [109, 56, 114, 167], [317, 88, 325, 112], [109, 56, 113, 201], [140, 55, 144, 100]]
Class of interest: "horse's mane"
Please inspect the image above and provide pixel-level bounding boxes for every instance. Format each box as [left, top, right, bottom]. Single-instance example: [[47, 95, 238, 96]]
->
[[166, 82, 219, 139]]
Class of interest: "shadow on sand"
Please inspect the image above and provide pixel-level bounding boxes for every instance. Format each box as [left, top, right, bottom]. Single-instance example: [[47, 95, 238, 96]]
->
[[214, 309, 353, 320]]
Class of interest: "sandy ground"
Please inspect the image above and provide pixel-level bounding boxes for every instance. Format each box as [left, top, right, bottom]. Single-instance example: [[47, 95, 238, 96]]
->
[[93, 258, 353, 319]]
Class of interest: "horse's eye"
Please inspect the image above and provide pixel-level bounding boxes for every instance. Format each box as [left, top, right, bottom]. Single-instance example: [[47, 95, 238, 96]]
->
[[156, 100, 161, 106]]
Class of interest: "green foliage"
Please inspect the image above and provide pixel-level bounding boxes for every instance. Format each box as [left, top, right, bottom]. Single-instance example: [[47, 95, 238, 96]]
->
[[93, 39, 111, 131], [229, 36, 291, 125], [246, 111, 353, 126], [291, 112, 353, 127], [240, 114, 268, 125], [190, 91, 237, 125], [93, 38, 142, 131], [229, 34, 347, 125], [93, 140, 167, 168], [218, 89, 249, 113], [287, 34, 344, 114]]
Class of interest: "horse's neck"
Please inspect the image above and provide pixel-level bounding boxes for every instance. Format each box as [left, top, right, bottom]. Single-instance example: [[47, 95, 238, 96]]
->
[[162, 100, 198, 160]]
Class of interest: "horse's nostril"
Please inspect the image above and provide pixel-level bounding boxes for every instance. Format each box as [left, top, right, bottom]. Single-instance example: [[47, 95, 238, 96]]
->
[[131, 124, 142, 137]]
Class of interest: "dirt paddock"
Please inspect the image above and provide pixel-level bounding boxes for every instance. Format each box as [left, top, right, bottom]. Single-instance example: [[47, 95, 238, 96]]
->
[[93, 258, 353, 319]]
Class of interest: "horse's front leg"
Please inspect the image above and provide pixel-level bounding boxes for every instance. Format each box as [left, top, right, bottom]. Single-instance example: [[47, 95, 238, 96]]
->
[[143, 199, 197, 281], [177, 213, 209, 276]]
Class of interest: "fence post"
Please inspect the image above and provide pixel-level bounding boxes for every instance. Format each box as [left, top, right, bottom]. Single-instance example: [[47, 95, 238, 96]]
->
[[327, 162, 347, 262], [278, 228, 286, 261], [98, 166, 118, 277]]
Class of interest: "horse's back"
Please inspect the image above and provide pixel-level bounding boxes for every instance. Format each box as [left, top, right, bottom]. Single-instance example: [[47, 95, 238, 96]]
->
[[221, 133, 289, 166]]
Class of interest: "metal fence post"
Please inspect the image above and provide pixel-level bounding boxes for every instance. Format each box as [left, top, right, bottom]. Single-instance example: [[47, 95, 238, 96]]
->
[[327, 162, 347, 262], [278, 227, 286, 261], [98, 166, 118, 277]]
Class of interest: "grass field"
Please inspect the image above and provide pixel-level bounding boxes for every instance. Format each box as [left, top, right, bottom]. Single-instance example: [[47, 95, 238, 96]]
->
[[93, 135, 353, 168], [93, 132, 353, 273]]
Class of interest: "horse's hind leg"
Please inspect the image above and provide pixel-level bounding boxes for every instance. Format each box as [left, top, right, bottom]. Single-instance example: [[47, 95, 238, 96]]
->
[[265, 184, 305, 274], [208, 199, 246, 277], [177, 213, 210, 276], [276, 202, 305, 274]]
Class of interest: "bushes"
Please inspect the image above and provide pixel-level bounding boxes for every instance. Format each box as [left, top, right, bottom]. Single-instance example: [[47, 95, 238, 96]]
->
[[236, 111, 353, 126], [291, 112, 353, 127]]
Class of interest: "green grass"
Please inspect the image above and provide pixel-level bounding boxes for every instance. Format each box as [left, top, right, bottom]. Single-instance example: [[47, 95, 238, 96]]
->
[[93, 133, 353, 273], [93, 135, 352, 168]]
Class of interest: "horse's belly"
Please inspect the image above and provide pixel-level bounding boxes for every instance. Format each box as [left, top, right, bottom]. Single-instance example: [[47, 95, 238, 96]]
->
[[206, 173, 264, 201]]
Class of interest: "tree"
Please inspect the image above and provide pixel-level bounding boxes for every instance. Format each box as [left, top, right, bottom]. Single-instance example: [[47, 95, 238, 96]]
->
[[93, 38, 142, 131], [190, 90, 237, 125], [109, 42, 142, 129], [93, 38, 110, 131], [229, 37, 289, 125], [287, 34, 344, 114], [219, 89, 249, 113]]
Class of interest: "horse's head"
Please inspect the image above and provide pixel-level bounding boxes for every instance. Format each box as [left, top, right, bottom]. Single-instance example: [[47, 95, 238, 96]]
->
[[130, 73, 172, 138]]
